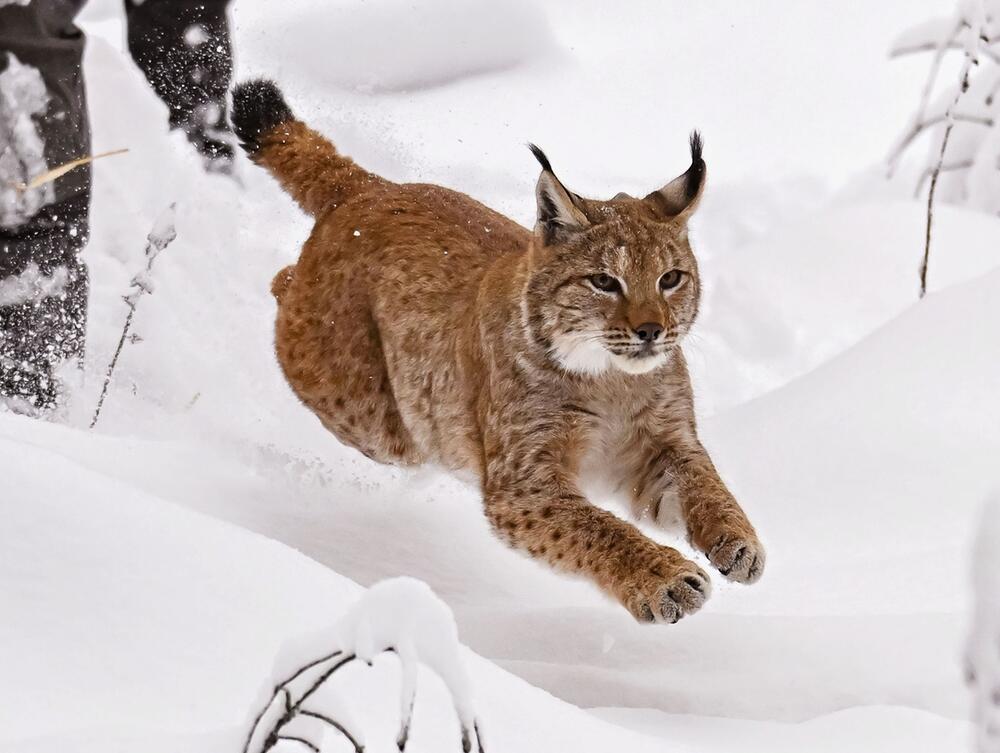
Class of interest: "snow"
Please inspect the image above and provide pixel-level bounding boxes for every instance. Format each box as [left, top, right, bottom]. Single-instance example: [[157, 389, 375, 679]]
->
[[887, 0, 1000, 214], [0, 261, 69, 306], [3, 0, 995, 751], [970, 496, 1000, 751], [0, 53, 55, 227], [0, 422, 665, 753], [235, 0, 554, 94], [246, 578, 481, 753], [690, 199, 1000, 412]]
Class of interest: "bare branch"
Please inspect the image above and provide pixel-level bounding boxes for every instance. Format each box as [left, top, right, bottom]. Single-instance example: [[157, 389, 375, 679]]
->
[[275, 736, 320, 753], [242, 651, 348, 753], [90, 203, 177, 429], [914, 159, 974, 196], [300, 709, 365, 753], [920, 3, 986, 298], [891, 34, 1000, 58], [888, 112, 993, 173], [244, 645, 485, 753], [884, 15, 1000, 175]]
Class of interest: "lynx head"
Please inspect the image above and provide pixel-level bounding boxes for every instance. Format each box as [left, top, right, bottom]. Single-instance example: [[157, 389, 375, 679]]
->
[[523, 134, 706, 376]]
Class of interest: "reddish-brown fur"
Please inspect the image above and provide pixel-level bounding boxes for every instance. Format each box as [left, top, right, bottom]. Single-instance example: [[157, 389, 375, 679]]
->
[[239, 87, 764, 623]]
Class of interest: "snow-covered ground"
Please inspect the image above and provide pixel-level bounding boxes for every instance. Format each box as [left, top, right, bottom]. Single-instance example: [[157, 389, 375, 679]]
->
[[4, 0, 998, 751]]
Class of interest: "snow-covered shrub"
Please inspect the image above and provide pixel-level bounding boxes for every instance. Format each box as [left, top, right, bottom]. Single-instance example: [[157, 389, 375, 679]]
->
[[887, 0, 998, 295], [889, 0, 999, 212], [969, 496, 1000, 752], [243, 578, 484, 753]]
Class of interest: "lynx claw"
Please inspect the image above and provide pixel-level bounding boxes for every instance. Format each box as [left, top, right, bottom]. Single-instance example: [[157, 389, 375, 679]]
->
[[632, 565, 712, 624], [709, 536, 765, 584]]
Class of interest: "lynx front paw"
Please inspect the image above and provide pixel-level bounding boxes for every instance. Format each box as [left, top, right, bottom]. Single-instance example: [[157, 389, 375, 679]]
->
[[627, 560, 712, 625], [708, 533, 765, 584]]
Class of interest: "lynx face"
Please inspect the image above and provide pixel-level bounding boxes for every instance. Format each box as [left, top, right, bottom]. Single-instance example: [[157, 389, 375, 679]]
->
[[523, 137, 706, 376]]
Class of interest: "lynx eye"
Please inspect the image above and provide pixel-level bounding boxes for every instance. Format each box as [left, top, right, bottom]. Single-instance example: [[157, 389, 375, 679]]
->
[[588, 273, 622, 294], [658, 270, 685, 291]]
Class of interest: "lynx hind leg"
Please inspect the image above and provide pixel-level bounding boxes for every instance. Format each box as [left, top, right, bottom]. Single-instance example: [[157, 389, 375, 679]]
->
[[309, 353, 421, 466], [274, 292, 420, 466]]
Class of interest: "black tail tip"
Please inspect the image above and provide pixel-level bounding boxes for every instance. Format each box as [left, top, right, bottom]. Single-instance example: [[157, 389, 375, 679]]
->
[[230, 79, 294, 154], [689, 130, 704, 164], [527, 142, 553, 173]]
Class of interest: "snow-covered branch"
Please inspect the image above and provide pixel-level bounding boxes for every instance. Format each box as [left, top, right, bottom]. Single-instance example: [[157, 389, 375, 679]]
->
[[243, 579, 486, 753], [244, 650, 363, 753], [887, 0, 994, 297], [919, 2, 985, 298], [90, 203, 177, 429]]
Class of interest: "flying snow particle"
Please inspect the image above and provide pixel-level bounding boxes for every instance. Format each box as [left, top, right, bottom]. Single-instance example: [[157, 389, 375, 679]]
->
[[183, 23, 209, 47]]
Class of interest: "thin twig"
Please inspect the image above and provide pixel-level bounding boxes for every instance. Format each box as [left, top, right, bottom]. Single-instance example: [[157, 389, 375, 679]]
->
[[891, 35, 1000, 59], [474, 720, 486, 753], [90, 204, 177, 429], [921, 4, 985, 298], [285, 654, 358, 718], [888, 18, 964, 176], [89, 295, 138, 428], [397, 696, 416, 751], [889, 112, 992, 172], [12, 148, 128, 192], [300, 708, 365, 753], [914, 158, 974, 196], [274, 736, 320, 753], [245, 645, 483, 753], [259, 654, 358, 753], [242, 651, 347, 753]]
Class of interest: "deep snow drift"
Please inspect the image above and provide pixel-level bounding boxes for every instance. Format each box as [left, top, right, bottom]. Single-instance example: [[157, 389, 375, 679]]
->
[[3, 0, 996, 751]]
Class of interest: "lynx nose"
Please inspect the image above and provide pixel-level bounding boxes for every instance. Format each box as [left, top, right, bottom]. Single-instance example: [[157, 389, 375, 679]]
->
[[634, 322, 663, 342]]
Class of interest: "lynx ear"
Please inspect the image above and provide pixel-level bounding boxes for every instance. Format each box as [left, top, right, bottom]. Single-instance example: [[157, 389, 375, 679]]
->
[[644, 131, 706, 221], [529, 143, 590, 245]]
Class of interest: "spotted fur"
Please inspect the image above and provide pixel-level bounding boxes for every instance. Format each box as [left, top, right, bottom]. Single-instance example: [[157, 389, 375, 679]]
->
[[233, 81, 765, 623]]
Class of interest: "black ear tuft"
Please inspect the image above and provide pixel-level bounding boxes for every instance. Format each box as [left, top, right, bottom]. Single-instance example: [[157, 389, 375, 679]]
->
[[231, 79, 295, 155], [527, 143, 554, 173], [685, 130, 705, 200], [689, 130, 704, 164], [642, 131, 707, 219]]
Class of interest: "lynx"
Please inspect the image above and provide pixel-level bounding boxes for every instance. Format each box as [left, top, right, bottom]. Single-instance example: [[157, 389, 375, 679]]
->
[[231, 80, 765, 623]]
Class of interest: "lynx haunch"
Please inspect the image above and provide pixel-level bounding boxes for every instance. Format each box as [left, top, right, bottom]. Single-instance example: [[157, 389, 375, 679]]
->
[[231, 80, 765, 624]]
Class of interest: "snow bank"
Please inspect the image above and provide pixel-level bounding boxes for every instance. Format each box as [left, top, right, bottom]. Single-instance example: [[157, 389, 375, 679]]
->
[[3, 2, 990, 751], [689, 200, 1000, 413], [0, 415, 355, 741], [233, 0, 554, 93], [970, 496, 1000, 752], [0, 412, 690, 752], [595, 705, 971, 753]]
